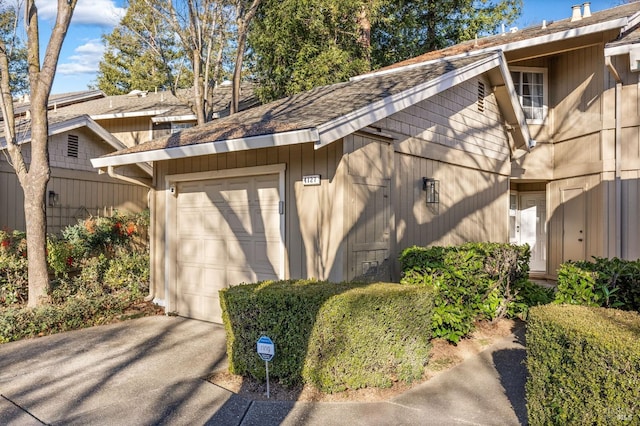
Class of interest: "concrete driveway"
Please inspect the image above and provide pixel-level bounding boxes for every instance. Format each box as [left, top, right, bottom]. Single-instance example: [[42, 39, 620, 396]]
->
[[0, 316, 239, 425], [0, 315, 528, 425]]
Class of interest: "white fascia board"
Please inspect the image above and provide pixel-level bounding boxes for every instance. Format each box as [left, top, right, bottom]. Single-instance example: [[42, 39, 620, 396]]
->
[[151, 114, 197, 123], [55, 116, 153, 176], [317, 53, 503, 148], [91, 109, 171, 120], [496, 53, 533, 151], [604, 43, 637, 57], [91, 127, 320, 169], [356, 19, 630, 81]]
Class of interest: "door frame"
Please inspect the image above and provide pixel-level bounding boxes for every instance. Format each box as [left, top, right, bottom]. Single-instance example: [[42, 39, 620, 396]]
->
[[509, 190, 548, 274], [164, 164, 287, 313]]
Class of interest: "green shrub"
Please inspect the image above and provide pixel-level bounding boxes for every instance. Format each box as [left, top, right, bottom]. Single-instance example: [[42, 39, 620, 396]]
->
[[302, 283, 434, 392], [0, 230, 28, 307], [0, 293, 135, 343], [399, 242, 551, 343], [555, 257, 640, 311], [0, 210, 152, 342], [526, 305, 640, 425], [220, 280, 434, 390]]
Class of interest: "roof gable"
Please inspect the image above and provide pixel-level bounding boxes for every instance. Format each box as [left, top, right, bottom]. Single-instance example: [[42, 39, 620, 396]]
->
[[92, 51, 528, 169]]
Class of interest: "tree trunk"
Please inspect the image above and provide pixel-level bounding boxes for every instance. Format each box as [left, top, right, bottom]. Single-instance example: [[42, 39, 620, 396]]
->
[[24, 174, 49, 307], [2, 0, 78, 307], [231, 0, 261, 115]]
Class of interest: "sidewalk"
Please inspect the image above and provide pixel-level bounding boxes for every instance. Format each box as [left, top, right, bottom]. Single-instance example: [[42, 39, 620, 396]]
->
[[0, 316, 527, 425]]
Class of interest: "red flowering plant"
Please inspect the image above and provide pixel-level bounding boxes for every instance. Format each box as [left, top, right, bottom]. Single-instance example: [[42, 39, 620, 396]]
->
[[0, 230, 29, 306]]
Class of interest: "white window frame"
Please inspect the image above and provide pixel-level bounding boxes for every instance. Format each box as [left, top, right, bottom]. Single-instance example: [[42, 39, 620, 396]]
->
[[510, 66, 548, 125], [170, 122, 195, 134]]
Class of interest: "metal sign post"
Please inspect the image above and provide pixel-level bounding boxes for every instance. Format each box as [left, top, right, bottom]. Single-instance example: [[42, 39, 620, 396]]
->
[[256, 336, 275, 398]]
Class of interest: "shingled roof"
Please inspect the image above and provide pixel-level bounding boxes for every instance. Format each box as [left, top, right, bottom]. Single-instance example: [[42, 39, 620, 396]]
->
[[92, 2, 640, 170], [378, 2, 640, 72], [92, 51, 524, 169]]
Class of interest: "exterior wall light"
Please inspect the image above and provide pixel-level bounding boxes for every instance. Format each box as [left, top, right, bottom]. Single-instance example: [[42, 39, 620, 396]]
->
[[48, 190, 59, 207], [423, 177, 439, 204]]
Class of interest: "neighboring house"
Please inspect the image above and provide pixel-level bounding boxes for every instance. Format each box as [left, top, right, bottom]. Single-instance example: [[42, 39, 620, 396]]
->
[[92, 2, 640, 323], [1, 84, 257, 234]]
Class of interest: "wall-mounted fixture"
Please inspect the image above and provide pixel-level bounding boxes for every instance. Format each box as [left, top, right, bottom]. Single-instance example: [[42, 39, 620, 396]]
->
[[48, 190, 59, 207], [422, 177, 439, 204]]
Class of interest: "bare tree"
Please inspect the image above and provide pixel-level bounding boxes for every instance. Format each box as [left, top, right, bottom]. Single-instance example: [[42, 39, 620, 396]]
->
[[230, 0, 260, 114], [144, 0, 230, 124], [0, 0, 77, 306]]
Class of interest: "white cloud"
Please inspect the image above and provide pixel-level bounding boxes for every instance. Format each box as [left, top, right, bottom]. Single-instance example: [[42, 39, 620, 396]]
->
[[37, 0, 126, 27], [57, 39, 105, 75]]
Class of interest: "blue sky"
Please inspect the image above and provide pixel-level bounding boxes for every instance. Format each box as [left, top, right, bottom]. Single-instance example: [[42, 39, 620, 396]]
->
[[41, 0, 627, 94]]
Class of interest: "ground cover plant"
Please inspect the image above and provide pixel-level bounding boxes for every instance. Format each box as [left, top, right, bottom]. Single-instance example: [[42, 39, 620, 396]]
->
[[0, 211, 156, 343]]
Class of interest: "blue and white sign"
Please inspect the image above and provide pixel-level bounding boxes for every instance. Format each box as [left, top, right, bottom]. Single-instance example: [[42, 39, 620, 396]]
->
[[257, 336, 275, 362]]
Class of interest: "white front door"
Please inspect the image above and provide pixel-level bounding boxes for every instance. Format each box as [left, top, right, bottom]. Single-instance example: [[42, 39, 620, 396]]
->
[[510, 192, 547, 272]]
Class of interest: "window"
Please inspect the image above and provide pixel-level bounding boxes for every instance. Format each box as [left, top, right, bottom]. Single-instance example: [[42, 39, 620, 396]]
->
[[510, 67, 548, 124], [67, 134, 79, 158], [171, 122, 195, 134]]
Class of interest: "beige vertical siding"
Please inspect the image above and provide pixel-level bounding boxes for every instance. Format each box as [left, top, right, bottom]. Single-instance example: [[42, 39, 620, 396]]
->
[[393, 153, 508, 251], [0, 129, 149, 233], [0, 166, 148, 234], [547, 174, 605, 275], [96, 117, 153, 147], [622, 170, 640, 260], [377, 76, 511, 278]]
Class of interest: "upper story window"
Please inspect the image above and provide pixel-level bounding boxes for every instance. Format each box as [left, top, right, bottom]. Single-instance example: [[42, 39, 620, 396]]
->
[[510, 67, 548, 124], [171, 122, 195, 134]]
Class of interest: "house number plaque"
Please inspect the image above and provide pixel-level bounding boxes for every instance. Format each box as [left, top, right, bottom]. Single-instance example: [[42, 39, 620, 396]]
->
[[302, 174, 321, 186]]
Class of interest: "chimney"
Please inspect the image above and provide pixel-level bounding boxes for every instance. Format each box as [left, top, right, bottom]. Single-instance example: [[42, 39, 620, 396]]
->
[[583, 2, 591, 18], [571, 4, 582, 22]]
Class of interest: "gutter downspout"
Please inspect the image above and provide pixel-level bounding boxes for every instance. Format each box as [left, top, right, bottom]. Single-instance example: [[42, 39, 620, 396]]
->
[[104, 166, 157, 301], [605, 56, 622, 258]]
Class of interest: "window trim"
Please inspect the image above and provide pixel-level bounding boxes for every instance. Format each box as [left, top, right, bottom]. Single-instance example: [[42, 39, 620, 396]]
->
[[510, 66, 548, 125]]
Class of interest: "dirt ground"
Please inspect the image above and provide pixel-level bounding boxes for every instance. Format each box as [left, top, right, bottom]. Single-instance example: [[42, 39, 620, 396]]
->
[[208, 318, 520, 402]]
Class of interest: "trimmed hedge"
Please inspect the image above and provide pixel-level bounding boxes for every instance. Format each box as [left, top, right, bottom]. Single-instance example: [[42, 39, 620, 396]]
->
[[220, 280, 434, 391], [556, 257, 640, 311], [399, 242, 552, 343], [526, 305, 640, 425]]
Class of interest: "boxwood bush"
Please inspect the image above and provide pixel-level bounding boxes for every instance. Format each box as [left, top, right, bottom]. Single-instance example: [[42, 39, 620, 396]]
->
[[555, 257, 640, 311], [220, 280, 434, 391], [526, 305, 640, 425], [399, 242, 553, 343]]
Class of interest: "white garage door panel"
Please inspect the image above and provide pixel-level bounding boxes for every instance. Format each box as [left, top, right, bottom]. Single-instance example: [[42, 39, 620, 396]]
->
[[175, 172, 282, 323]]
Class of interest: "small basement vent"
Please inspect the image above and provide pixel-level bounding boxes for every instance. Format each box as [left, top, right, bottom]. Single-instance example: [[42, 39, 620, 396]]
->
[[67, 134, 79, 158], [477, 81, 486, 113]]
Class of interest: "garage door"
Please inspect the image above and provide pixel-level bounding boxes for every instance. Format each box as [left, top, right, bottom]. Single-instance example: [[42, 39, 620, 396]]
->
[[175, 173, 282, 322]]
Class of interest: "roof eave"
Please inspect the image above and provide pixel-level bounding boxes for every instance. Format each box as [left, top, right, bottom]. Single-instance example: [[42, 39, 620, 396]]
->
[[91, 128, 320, 169], [367, 17, 631, 79], [151, 114, 197, 123], [91, 109, 172, 120]]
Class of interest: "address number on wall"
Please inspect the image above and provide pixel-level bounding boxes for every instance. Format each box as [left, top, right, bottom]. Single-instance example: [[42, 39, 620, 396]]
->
[[302, 174, 321, 186]]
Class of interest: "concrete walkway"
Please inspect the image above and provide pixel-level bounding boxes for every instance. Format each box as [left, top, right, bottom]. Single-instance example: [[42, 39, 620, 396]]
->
[[0, 316, 527, 425]]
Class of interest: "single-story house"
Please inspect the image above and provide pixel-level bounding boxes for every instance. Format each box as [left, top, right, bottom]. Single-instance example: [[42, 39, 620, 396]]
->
[[92, 2, 640, 323]]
